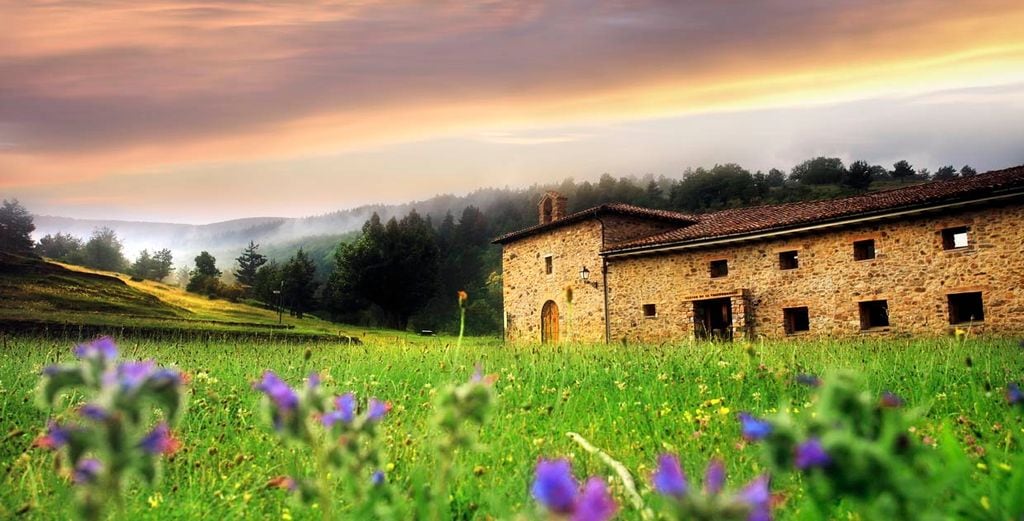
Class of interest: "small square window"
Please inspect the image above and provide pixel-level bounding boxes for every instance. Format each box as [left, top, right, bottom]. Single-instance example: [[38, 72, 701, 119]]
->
[[783, 307, 810, 334], [941, 226, 969, 250], [779, 250, 799, 270], [642, 304, 657, 318], [859, 300, 890, 330], [709, 259, 729, 278], [948, 292, 984, 324], [544, 256, 553, 274], [853, 239, 876, 261]]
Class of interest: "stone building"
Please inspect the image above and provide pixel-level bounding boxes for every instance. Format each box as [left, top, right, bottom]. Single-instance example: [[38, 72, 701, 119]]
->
[[494, 166, 1024, 343]]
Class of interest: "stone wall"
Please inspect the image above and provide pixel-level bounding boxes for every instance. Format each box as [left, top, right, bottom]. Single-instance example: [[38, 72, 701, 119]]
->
[[606, 201, 1024, 342], [501, 220, 607, 343], [601, 215, 683, 247]]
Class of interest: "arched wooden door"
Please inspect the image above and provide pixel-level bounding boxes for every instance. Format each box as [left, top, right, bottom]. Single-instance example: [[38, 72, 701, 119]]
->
[[541, 300, 559, 344]]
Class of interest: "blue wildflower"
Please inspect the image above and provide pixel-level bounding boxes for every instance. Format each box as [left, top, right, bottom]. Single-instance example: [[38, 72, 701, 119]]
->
[[307, 372, 320, 389], [738, 412, 773, 441], [253, 371, 299, 411], [704, 459, 726, 495], [79, 404, 110, 421], [116, 360, 155, 390], [367, 397, 389, 422], [73, 458, 103, 485], [531, 458, 579, 514], [738, 474, 772, 521], [794, 438, 831, 469], [371, 470, 386, 486], [651, 453, 687, 497], [150, 368, 183, 386], [33, 421, 70, 449], [322, 393, 356, 427], [573, 477, 617, 521], [1007, 382, 1022, 405], [41, 365, 60, 376], [139, 422, 181, 455], [73, 337, 118, 361]]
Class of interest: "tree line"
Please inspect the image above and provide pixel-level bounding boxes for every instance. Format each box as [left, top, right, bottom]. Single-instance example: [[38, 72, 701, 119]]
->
[[0, 157, 986, 334]]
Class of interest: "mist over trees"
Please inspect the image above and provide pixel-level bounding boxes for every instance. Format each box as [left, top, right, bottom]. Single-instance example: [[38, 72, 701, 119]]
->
[[0, 199, 35, 253], [128, 249, 174, 281], [82, 227, 128, 272], [186, 251, 222, 295]]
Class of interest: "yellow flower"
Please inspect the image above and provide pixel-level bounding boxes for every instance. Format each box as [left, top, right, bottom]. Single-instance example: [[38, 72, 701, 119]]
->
[[148, 493, 163, 509], [718, 406, 731, 416], [282, 508, 293, 521]]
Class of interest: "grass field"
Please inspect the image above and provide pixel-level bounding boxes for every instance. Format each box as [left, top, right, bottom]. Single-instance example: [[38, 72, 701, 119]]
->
[[1, 334, 1022, 519]]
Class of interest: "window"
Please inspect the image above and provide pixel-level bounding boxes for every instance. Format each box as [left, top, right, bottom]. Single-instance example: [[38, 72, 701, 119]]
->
[[859, 300, 890, 329], [948, 292, 984, 324], [783, 307, 810, 334], [941, 226, 969, 250], [779, 250, 799, 270], [544, 255, 553, 274], [853, 239, 876, 261], [709, 259, 729, 278], [642, 304, 657, 318]]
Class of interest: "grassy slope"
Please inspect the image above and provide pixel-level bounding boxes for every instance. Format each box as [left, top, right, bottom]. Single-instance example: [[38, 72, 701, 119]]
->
[[0, 335, 1021, 519], [0, 254, 394, 340]]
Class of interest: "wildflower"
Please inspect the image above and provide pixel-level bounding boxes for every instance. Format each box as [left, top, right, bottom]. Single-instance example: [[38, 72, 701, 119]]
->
[[1007, 383, 1022, 405], [795, 374, 821, 387], [267, 475, 298, 492], [470, 363, 499, 385], [531, 459, 579, 514], [880, 391, 905, 408], [322, 393, 356, 427], [150, 368, 183, 386], [73, 337, 118, 361], [79, 404, 110, 421], [738, 412, 772, 441], [33, 421, 70, 449], [458, 290, 469, 308], [307, 372, 320, 389], [794, 438, 831, 469], [651, 453, 687, 496], [367, 398, 389, 422], [573, 478, 617, 521], [371, 470, 385, 486], [116, 360, 156, 390], [738, 475, 771, 521], [72, 459, 103, 485], [704, 459, 726, 495], [253, 372, 299, 412], [139, 422, 181, 456]]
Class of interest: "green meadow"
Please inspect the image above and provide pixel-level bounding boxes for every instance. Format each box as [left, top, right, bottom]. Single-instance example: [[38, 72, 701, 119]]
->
[[1, 334, 1021, 519]]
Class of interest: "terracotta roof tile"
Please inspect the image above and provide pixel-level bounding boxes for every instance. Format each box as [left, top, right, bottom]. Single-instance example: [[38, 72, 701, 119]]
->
[[605, 164, 1024, 253], [492, 203, 697, 244]]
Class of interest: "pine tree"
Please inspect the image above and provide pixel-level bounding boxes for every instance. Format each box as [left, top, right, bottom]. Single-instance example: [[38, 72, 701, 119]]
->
[[234, 241, 268, 290], [281, 248, 317, 318], [0, 199, 36, 253]]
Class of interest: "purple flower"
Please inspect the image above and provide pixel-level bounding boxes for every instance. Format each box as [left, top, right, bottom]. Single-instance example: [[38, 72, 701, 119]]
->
[[1007, 383, 1023, 405], [79, 404, 110, 421], [531, 458, 579, 514], [116, 360, 156, 390], [139, 422, 181, 456], [307, 372, 320, 389], [738, 412, 772, 441], [738, 475, 772, 521], [41, 365, 60, 376], [880, 391, 904, 408], [651, 453, 687, 497], [33, 421, 70, 449], [367, 397, 389, 422], [371, 470, 386, 486], [572, 477, 617, 521], [795, 438, 831, 469], [73, 458, 103, 485], [322, 393, 356, 427], [704, 459, 726, 495], [253, 372, 299, 412], [150, 368, 182, 386], [795, 374, 821, 387], [73, 337, 118, 361]]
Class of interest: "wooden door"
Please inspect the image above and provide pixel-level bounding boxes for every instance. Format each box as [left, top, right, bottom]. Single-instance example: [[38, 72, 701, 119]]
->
[[541, 300, 559, 343]]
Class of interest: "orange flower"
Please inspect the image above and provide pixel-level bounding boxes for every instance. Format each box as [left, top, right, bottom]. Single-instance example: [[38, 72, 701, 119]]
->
[[458, 290, 468, 307]]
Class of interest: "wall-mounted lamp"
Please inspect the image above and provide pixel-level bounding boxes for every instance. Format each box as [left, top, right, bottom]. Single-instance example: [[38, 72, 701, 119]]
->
[[579, 266, 590, 282]]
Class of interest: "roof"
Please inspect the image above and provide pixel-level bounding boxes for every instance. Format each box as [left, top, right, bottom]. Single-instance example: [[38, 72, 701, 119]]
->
[[492, 203, 697, 244], [605, 164, 1024, 254]]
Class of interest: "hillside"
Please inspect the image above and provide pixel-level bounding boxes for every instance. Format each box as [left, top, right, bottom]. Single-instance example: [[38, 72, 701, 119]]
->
[[0, 253, 365, 341]]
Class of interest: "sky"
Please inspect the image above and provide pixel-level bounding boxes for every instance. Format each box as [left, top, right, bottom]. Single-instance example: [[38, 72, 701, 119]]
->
[[2, 0, 1024, 224]]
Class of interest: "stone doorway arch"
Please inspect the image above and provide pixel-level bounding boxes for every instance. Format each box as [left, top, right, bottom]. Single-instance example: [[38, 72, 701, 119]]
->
[[541, 300, 559, 343]]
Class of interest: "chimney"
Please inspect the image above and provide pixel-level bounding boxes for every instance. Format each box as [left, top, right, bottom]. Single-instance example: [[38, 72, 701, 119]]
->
[[538, 191, 568, 224]]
